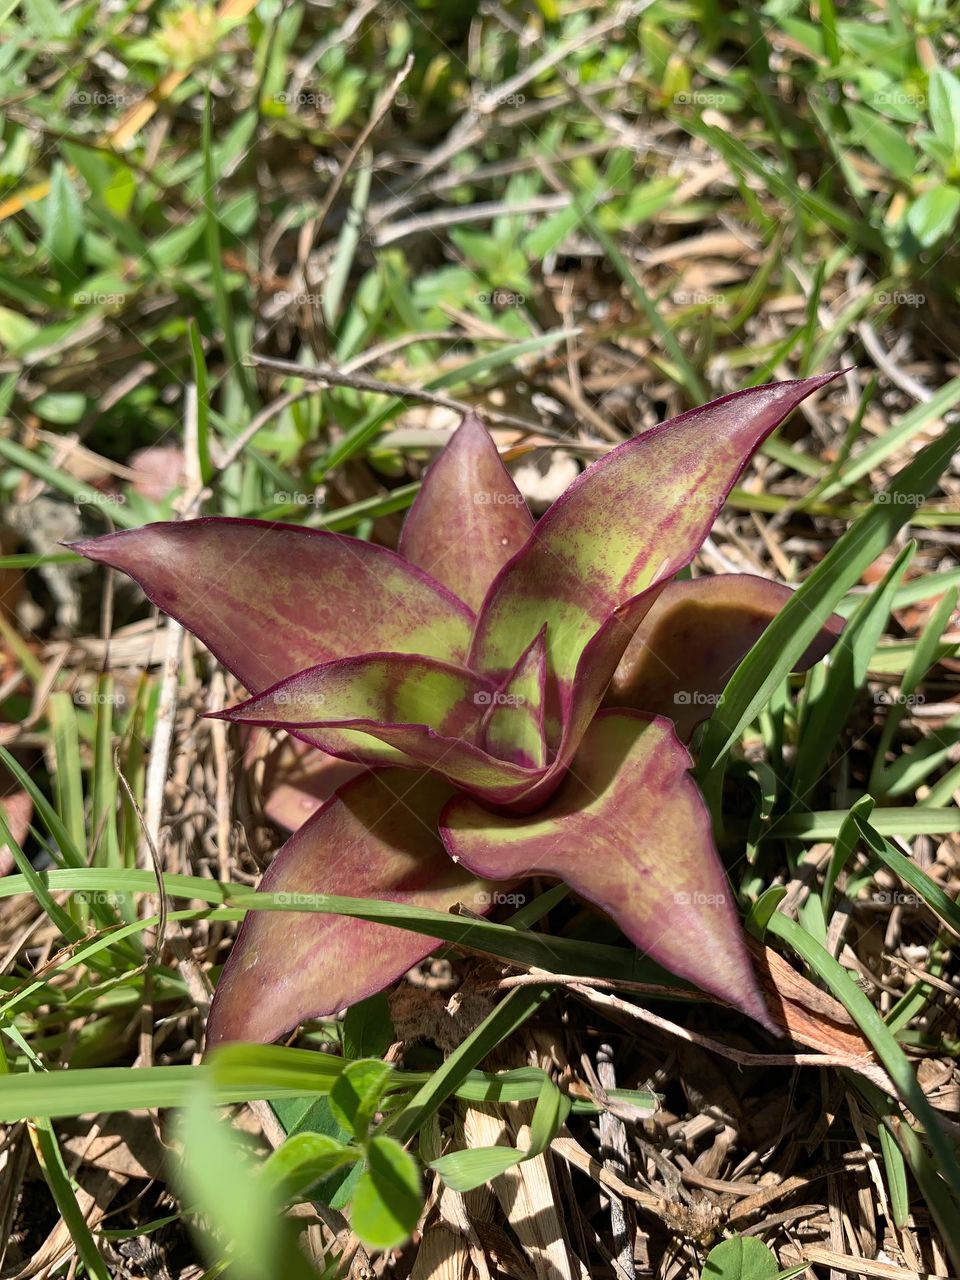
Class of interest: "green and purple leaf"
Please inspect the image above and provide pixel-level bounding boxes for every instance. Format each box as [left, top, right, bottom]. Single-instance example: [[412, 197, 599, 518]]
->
[[399, 413, 534, 612], [605, 575, 845, 738], [68, 518, 475, 693], [441, 709, 775, 1031], [216, 652, 492, 740], [216, 651, 543, 801], [206, 770, 495, 1046], [480, 626, 549, 769], [469, 374, 843, 743]]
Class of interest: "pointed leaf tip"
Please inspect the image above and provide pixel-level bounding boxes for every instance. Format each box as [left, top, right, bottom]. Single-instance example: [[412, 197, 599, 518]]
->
[[441, 709, 775, 1031], [399, 412, 534, 612], [69, 518, 474, 693], [470, 372, 845, 696]]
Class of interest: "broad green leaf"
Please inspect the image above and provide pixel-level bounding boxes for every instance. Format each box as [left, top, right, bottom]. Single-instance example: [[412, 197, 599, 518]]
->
[[430, 1072, 572, 1191], [343, 994, 395, 1060], [32, 392, 86, 424], [0, 305, 39, 350], [351, 1136, 423, 1251], [262, 1132, 360, 1200], [42, 162, 83, 275], [928, 66, 960, 154], [522, 1072, 573, 1155], [429, 1146, 522, 1191], [270, 1093, 363, 1211], [702, 1235, 781, 1280], [907, 186, 960, 246], [845, 102, 915, 182], [328, 1060, 394, 1138]]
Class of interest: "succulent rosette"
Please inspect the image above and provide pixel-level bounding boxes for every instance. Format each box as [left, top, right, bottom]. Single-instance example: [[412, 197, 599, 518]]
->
[[71, 374, 844, 1045]]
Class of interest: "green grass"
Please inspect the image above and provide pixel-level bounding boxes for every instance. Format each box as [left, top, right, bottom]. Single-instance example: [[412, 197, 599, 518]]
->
[[1, 0, 960, 1274]]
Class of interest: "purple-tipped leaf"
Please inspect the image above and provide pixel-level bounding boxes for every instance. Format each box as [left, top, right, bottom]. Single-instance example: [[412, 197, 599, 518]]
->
[[69, 518, 475, 693], [470, 375, 843, 731], [207, 770, 494, 1046], [217, 651, 544, 800], [399, 413, 534, 611], [217, 652, 491, 738], [606, 575, 845, 738], [441, 709, 775, 1030]]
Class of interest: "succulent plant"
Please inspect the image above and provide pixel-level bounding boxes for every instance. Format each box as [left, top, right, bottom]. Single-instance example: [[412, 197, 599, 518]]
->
[[71, 374, 843, 1046]]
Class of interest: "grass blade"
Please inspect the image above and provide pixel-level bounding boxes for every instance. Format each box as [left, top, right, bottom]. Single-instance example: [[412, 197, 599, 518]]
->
[[699, 419, 960, 786], [767, 912, 960, 1202]]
